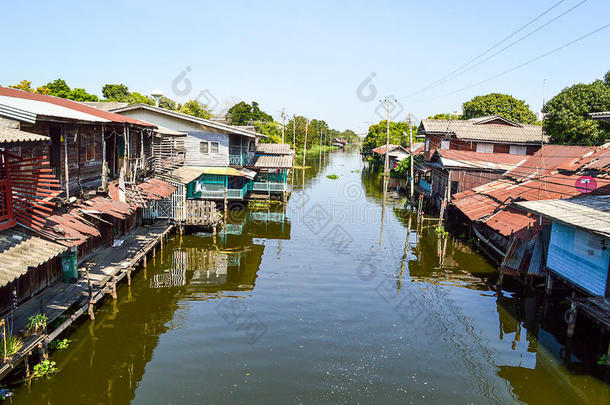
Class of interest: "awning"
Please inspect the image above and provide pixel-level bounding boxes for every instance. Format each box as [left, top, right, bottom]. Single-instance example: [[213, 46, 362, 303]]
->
[[169, 166, 249, 184], [238, 168, 257, 179], [0, 126, 50, 143]]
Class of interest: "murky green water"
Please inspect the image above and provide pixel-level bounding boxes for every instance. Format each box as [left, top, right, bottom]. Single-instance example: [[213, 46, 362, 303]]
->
[[14, 151, 610, 404]]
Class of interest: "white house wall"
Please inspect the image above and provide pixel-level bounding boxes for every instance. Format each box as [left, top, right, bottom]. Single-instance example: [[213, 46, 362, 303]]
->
[[184, 132, 229, 167]]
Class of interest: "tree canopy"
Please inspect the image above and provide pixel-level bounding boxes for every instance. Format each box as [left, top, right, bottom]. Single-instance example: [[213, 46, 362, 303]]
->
[[362, 120, 418, 154], [9, 78, 99, 101], [226, 101, 273, 126], [462, 93, 538, 124], [543, 71, 610, 145], [178, 100, 212, 119], [427, 113, 462, 120]]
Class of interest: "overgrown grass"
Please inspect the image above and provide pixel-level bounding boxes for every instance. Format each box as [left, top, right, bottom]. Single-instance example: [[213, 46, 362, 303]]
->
[[294, 145, 338, 160], [0, 335, 23, 360]]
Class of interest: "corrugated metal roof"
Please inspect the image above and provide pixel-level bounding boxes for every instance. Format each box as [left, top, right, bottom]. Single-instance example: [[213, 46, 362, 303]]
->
[[80, 101, 130, 111], [591, 111, 610, 120], [169, 166, 247, 184], [109, 104, 263, 138], [452, 145, 610, 238], [137, 178, 176, 200], [514, 196, 610, 238], [256, 143, 292, 155], [78, 196, 134, 219], [0, 226, 67, 288], [0, 87, 154, 127], [0, 126, 49, 143], [420, 115, 546, 143], [246, 154, 293, 169], [434, 149, 527, 171]]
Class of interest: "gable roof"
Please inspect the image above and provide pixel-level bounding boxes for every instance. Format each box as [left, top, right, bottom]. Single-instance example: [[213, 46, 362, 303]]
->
[[256, 143, 292, 155], [514, 196, 610, 238], [419, 115, 546, 144], [110, 103, 264, 138], [372, 144, 407, 155], [0, 87, 153, 126]]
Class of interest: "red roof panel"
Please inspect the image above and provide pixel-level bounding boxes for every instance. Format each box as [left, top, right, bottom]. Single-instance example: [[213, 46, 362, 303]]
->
[[0, 87, 154, 127]]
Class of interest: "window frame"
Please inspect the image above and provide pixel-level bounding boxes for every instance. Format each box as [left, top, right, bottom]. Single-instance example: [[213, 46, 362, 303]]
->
[[200, 141, 209, 154], [210, 141, 219, 154], [86, 135, 96, 161], [509, 144, 527, 155], [440, 139, 450, 150], [476, 143, 494, 154]]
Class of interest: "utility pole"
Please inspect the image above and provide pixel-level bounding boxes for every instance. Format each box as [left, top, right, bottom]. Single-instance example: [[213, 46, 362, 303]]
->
[[409, 113, 414, 205], [281, 108, 285, 144], [302, 120, 309, 167], [383, 99, 391, 177]]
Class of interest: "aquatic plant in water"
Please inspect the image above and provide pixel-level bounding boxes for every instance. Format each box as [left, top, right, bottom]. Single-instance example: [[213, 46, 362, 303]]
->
[[326, 174, 339, 180], [33, 360, 58, 379], [49, 338, 70, 350], [434, 225, 449, 238]]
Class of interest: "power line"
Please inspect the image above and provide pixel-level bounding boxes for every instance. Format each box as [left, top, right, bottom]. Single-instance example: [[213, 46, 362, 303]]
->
[[404, 0, 569, 98], [408, 0, 587, 96], [422, 22, 610, 101]]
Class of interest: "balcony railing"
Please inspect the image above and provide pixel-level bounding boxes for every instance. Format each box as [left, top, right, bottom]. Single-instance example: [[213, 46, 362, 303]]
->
[[196, 188, 245, 199], [229, 155, 243, 166], [248, 182, 287, 192]]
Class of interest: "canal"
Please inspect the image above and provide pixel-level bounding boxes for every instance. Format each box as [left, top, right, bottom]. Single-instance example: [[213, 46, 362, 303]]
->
[[15, 150, 610, 404]]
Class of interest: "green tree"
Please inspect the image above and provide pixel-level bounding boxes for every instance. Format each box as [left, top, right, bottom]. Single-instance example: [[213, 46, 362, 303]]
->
[[179, 99, 211, 119], [159, 96, 177, 110], [39, 78, 71, 98], [428, 113, 462, 120], [9, 80, 34, 92], [226, 101, 273, 125], [67, 88, 99, 101], [544, 73, 610, 145], [362, 120, 418, 154], [462, 93, 537, 124], [102, 84, 129, 101], [255, 121, 282, 143]]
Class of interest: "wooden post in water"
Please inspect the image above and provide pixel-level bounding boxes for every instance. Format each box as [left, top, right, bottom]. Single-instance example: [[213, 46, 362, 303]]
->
[[302, 120, 308, 167]]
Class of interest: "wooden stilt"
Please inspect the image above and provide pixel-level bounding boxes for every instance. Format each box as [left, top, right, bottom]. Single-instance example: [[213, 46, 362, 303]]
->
[[38, 343, 48, 361], [127, 269, 132, 286], [143, 255, 147, 267], [111, 281, 117, 300], [566, 302, 577, 340], [24, 353, 30, 378], [545, 271, 553, 296]]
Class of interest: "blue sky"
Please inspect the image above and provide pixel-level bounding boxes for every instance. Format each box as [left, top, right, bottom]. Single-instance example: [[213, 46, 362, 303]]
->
[[2, 0, 609, 133]]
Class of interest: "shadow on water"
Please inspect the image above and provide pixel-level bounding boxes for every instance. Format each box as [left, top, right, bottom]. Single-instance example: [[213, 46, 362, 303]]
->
[[13, 150, 610, 404]]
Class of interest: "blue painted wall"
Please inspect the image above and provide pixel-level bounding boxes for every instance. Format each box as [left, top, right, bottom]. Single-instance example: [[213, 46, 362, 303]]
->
[[547, 222, 610, 296]]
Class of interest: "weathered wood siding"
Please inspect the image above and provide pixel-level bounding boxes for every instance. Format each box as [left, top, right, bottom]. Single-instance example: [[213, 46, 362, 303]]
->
[[184, 132, 229, 167], [424, 134, 541, 160]]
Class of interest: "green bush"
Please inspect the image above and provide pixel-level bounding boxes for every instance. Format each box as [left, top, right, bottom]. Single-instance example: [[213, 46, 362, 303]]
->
[[0, 335, 23, 360]]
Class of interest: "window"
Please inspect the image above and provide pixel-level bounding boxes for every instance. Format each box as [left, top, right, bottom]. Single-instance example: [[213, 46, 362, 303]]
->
[[440, 139, 450, 150], [86, 135, 96, 161], [210, 141, 219, 154], [509, 145, 527, 155], [425, 139, 430, 152], [249, 140, 255, 152], [476, 143, 494, 153], [200, 141, 209, 154]]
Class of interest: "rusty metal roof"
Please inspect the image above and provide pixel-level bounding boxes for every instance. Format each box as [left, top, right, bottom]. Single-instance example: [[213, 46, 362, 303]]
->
[[0, 226, 67, 287], [420, 115, 546, 144], [138, 178, 176, 200], [0, 126, 49, 143], [433, 149, 528, 171], [0, 87, 154, 127], [246, 154, 293, 169], [514, 195, 610, 238], [79, 196, 134, 219], [256, 143, 292, 155], [452, 145, 610, 238]]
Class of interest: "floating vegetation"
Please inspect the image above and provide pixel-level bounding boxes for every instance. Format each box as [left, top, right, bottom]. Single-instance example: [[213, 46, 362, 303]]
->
[[49, 338, 71, 351], [33, 360, 58, 379], [351, 169, 360, 173], [292, 166, 311, 169], [326, 174, 339, 180]]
